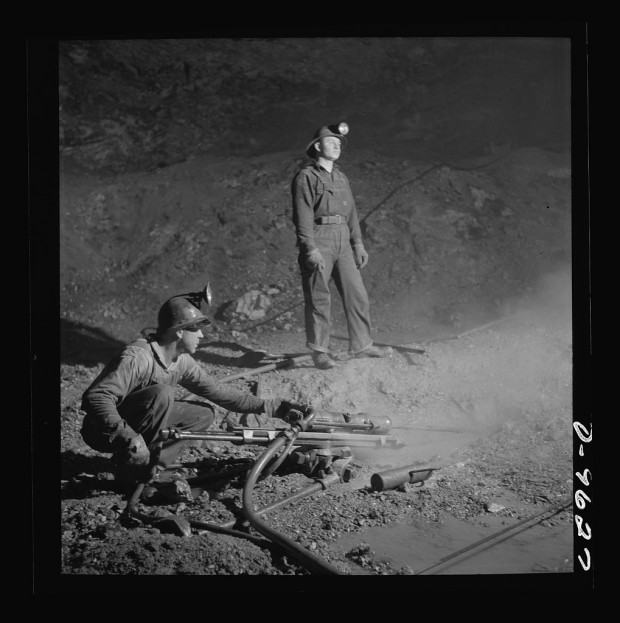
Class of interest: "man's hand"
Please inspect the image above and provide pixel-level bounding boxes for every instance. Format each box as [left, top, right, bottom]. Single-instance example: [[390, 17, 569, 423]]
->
[[116, 435, 151, 470], [273, 400, 310, 422], [262, 399, 310, 421], [306, 249, 325, 272], [114, 435, 152, 485], [126, 435, 151, 464], [353, 244, 369, 269]]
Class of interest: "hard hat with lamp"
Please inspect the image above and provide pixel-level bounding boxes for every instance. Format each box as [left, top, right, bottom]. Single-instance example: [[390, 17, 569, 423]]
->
[[305, 122, 349, 158]]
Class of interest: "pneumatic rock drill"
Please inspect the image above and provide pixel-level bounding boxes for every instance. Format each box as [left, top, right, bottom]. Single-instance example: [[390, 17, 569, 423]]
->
[[158, 409, 400, 481]]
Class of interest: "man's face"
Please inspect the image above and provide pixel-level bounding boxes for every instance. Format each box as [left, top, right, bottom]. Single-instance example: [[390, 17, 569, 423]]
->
[[179, 326, 204, 354], [317, 136, 342, 161]]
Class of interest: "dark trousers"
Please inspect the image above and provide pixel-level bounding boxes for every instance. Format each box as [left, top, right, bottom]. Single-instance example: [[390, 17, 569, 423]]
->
[[299, 225, 373, 354], [108, 385, 214, 467]]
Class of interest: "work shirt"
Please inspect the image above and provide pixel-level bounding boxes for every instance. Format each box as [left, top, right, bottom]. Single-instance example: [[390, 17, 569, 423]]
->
[[81, 338, 271, 447], [291, 161, 363, 255]]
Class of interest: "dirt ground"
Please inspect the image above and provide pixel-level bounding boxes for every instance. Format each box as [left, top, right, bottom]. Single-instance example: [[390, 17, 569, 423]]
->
[[30, 37, 591, 590]]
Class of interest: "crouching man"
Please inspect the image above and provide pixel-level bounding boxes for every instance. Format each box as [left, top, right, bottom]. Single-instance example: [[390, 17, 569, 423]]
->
[[80, 291, 306, 489]]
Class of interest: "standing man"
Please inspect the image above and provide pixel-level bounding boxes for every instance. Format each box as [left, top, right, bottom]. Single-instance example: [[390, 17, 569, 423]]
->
[[81, 288, 307, 487], [291, 123, 392, 370]]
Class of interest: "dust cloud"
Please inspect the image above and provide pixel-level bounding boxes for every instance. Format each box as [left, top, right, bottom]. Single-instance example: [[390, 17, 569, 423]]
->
[[355, 265, 574, 471], [502, 263, 573, 329]]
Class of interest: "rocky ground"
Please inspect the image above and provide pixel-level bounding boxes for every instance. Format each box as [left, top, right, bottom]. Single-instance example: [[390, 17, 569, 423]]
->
[[30, 36, 591, 590]]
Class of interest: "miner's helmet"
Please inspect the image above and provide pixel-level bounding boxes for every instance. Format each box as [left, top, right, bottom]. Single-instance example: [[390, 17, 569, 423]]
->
[[156, 284, 212, 335], [305, 122, 349, 158]]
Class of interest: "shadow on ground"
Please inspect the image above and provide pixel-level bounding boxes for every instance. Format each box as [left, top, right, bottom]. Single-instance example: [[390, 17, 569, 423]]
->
[[60, 449, 120, 499], [61, 318, 125, 366], [193, 340, 303, 369]]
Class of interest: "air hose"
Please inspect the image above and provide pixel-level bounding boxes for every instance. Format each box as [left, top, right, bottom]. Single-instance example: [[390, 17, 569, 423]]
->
[[241, 409, 344, 575], [258, 434, 297, 480]]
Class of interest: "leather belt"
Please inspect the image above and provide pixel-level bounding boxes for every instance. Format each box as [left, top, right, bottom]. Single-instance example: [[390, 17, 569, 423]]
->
[[315, 215, 345, 224]]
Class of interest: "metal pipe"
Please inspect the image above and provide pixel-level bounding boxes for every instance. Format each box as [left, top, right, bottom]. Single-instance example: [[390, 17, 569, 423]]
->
[[159, 428, 279, 444], [242, 412, 344, 575], [370, 465, 439, 491], [414, 497, 572, 575], [218, 473, 339, 530]]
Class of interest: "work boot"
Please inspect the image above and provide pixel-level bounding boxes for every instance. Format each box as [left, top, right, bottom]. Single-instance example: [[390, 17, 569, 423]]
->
[[353, 345, 393, 359], [312, 351, 336, 370]]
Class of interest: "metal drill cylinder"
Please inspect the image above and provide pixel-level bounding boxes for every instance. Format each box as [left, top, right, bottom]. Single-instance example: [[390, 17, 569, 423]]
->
[[370, 465, 436, 491], [314, 412, 392, 434], [350, 414, 392, 435]]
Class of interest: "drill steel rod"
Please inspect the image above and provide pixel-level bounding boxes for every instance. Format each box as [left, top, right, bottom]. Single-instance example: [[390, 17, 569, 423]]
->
[[161, 428, 401, 449], [392, 424, 483, 434]]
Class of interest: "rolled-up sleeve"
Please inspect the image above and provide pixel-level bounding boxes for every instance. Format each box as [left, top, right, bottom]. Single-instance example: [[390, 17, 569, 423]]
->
[[291, 170, 318, 255]]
